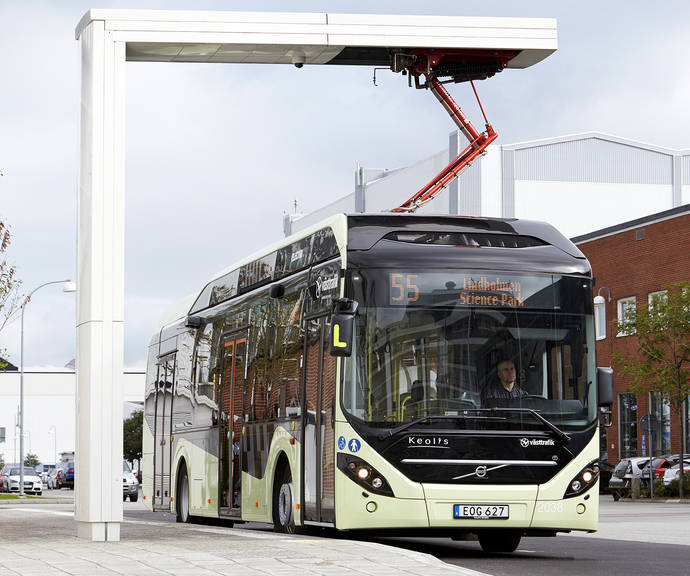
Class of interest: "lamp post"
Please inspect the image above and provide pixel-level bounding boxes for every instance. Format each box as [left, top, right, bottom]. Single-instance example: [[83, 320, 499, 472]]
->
[[49, 426, 57, 469], [19, 280, 76, 497]]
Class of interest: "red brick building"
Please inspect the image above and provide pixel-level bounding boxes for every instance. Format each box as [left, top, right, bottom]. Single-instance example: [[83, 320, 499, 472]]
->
[[571, 205, 690, 464]]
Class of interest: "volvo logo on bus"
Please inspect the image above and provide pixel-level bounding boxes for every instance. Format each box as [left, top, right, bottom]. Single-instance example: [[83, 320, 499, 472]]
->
[[475, 466, 488, 478]]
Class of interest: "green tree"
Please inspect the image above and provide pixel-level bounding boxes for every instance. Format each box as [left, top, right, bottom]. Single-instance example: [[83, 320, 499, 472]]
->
[[613, 282, 690, 498], [123, 410, 143, 467], [0, 219, 23, 369], [24, 453, 40, 468]]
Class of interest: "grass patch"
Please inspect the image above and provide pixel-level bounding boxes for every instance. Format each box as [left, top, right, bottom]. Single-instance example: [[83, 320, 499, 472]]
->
[[0, 494, 43, 500]]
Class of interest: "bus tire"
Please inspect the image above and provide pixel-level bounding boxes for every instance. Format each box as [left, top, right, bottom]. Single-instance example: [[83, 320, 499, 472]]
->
[[273, 465, 296, 534], [478, 530, 521, 553], [176, 465, 191, 524]]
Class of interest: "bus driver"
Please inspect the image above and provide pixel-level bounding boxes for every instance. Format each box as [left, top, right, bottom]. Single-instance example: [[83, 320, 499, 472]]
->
[[481, 359, 527, 403]]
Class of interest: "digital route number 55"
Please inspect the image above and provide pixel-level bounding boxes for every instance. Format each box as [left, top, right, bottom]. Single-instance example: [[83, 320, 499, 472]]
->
[[390, 273, 419, 304]]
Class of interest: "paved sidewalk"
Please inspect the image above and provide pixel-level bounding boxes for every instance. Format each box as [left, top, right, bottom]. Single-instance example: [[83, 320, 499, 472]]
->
[[0, 506, 488, 576]]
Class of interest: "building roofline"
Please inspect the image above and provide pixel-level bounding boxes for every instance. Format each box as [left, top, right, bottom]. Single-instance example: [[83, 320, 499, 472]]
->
[[502, 131, 681, 156], [571, 204, 690, 244]]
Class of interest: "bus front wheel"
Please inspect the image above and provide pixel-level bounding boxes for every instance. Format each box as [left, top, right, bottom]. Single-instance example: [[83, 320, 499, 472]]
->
[[176, 466, 191, 524], [273, 466, 296, 534], [478, 530, 521, 553]]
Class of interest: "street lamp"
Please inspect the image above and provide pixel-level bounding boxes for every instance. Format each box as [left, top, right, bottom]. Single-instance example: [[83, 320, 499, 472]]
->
[[49, 426, 57, 469], [19, 280, 76, 497]]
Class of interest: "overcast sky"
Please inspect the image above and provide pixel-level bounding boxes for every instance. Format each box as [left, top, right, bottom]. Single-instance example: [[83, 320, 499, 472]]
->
[[1, 0, 689, 369]]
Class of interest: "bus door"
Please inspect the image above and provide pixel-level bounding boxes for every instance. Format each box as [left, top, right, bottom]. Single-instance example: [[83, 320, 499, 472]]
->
[[302, 315, 337, 524], [219, 334, 247, 514], [153, 353, 175, 510]]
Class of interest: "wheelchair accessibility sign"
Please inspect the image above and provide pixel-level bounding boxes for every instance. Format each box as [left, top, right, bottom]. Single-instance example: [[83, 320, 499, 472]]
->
[[337, 436, 346, 450]]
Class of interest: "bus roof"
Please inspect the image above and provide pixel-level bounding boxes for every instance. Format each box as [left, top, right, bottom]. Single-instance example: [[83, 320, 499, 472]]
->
[[155, 213, 586, 331]]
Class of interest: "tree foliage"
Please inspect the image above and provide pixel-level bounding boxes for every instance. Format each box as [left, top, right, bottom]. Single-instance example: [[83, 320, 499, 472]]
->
[[0, 219, 23, 368], [124, 410, 143, 464], [613, 282, 690, 498], [24, 453, 40, 468]]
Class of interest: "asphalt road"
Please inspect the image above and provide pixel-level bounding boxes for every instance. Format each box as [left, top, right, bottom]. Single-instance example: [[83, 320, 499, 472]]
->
[[119, 494, 690, 576], [372, 535, 690, 576]]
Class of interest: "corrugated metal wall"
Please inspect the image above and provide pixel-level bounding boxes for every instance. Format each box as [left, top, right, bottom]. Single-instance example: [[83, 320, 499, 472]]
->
[[682, 154, 690, 185], [456, 160, 481, 216], [514, 137, 673, 184]]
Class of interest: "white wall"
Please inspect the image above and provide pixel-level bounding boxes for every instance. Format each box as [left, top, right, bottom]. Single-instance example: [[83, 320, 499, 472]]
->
[[514, 181, 673, 238], [480, 146, 503, 217], [0, 370, 144, 466], [365, 151, 448, 213]]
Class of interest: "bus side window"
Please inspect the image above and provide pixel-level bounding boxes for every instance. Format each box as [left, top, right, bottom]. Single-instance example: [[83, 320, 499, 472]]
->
[[246, 300, 269, 421], [276, 287, 304, 418], [194, 322, 217, 406]]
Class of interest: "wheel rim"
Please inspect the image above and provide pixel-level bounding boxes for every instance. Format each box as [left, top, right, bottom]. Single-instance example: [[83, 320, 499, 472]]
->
[[179, 474, 189, 521], [278, 481, 293, 527]]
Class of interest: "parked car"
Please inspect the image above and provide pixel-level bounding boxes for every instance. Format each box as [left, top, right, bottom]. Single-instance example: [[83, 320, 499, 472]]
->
[[47, 467, 60, 490], [663, 462, 690, 486], [640, 454, 690, 483], [0, 465, 11, 492], [4, 467, 43, 496], [608, 457, 651, 500], [36, 464, 56, 486], [122, 460, 139, 502], [57, 461, 75, 489]]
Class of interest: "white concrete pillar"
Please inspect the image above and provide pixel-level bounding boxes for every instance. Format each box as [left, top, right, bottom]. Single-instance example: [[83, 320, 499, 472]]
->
[[76, 20, 125, 542]]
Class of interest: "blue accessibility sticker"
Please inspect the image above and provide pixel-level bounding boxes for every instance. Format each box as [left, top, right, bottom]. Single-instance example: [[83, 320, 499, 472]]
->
[[337, 436, 346, 450], [348, 438, 361, 453]]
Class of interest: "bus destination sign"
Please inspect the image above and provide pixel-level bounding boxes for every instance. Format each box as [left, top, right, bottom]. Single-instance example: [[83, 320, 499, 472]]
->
[[388, 272, 538, 308], [458, 277, 523, 308]]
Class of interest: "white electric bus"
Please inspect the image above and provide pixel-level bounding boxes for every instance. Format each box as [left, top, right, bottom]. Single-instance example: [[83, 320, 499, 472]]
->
[[143, 213, 613, 552]]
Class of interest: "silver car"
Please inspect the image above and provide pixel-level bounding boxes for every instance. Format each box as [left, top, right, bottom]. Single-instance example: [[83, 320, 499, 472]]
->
[[5, 467, 43, 496], [662, 463, 690, 486], [608, 457, 650, 500], [122, 460, 139, 502]]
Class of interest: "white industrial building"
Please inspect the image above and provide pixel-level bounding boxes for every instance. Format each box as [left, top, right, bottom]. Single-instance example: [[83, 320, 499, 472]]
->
[[285, 132, 690, 238], [0, 367, 144, 467]]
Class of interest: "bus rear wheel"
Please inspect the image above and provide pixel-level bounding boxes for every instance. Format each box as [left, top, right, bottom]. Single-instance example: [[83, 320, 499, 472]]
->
[[176, 465, 191, 524], [273, 466, 296, 534], [478, 530, 521, 553]]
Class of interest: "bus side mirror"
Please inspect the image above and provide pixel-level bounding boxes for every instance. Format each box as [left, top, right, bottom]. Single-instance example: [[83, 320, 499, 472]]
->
[[597, 367, 614, 407], [330, 298, 358, 357]]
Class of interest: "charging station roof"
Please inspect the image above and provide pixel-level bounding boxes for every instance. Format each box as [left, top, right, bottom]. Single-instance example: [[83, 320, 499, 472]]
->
[[76, 10, 557, 69]]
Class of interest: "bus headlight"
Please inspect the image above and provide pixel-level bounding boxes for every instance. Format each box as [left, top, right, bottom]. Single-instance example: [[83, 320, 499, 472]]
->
[[564, 460, 600, 499], [337, 453, 394, 497]]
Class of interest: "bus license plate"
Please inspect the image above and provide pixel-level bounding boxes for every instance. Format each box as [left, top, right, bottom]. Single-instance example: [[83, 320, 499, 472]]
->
[[453, 504, 509, 519]]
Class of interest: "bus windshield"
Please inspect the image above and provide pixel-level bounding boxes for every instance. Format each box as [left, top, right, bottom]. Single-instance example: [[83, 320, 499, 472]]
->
[[342, 269, 597, 432]]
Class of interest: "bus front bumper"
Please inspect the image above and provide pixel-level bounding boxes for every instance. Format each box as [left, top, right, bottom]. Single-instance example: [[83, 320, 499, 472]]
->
[[422, 482, 598, 532]]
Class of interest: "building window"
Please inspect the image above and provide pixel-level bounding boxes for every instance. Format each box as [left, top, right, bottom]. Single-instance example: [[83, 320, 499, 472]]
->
[[649, 393, 671, 456], [619, 393, 638, 458], [648, 290, 668, 310], [617, 296, 636, 337]]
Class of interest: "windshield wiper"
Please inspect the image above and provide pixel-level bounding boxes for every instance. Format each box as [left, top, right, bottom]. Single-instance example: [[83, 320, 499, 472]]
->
[[377, 408, 573, 458], [486, 408, 570, 443], [474, 407, 575, 457], [377, 415, 462, 440]]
